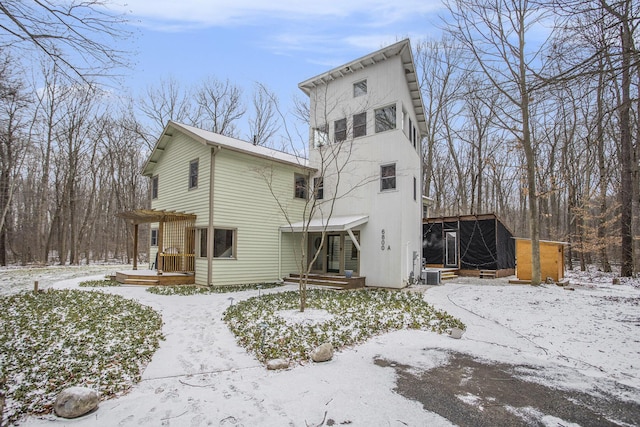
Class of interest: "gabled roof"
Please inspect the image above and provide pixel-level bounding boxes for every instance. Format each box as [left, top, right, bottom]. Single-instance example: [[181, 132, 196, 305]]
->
[[298, 39, 427, 135], [142, 121, 312, 176]]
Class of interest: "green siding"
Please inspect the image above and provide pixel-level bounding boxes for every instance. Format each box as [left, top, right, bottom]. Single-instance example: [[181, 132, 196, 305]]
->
[[148, 127, 309, 286]]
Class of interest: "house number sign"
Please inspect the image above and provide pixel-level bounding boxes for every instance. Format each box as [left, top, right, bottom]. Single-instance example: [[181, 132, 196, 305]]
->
[[381, 229, 385, 251]]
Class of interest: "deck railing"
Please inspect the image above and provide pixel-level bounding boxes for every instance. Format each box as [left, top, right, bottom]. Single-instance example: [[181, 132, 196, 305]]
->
[[159, 253, 195, 273]]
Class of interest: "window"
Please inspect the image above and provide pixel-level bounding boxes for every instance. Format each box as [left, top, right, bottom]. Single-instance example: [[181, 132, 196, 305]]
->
[[314, 177, 324, 200], [375, 105, 396, 133], [334, 118, 347, 142], [413, 176, 417, 201], [408, 118, 412, 140], [353, 80, 367, 97], [214, 228, 235, 258], [413, 126, 418, 149], [189, 159, 199, 189], [313, 124, 328, 148], [353, 112, 366, 138], [151, 175, 159, 199], [150, 229, 158, 246], [294, 174, 308, 199], [198, 228, 207, 258], [381, 163, 396, 191]]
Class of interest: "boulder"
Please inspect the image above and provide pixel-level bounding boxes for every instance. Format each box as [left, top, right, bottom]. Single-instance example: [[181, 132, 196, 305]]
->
[[311, 343, 334, 362], [266, 358, 289, 370], [54, 387, 99, 419]]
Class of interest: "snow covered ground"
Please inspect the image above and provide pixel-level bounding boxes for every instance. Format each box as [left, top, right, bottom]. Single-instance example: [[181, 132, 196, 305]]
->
[[13, 267, 640, 426]]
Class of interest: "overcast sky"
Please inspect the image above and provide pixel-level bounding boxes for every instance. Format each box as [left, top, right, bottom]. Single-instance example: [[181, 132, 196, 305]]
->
[[115, 0, 446, 142]]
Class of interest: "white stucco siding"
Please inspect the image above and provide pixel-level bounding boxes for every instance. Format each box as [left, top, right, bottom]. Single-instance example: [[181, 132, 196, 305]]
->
[[210, 149, 308, 286]]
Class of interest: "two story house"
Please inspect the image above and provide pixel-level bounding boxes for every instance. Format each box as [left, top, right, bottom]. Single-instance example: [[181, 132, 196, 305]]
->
[[121, 39, 426, 288]]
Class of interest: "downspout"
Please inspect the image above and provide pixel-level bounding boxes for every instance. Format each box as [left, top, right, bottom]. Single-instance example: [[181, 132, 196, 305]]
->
[[207, 146, 220, 286]]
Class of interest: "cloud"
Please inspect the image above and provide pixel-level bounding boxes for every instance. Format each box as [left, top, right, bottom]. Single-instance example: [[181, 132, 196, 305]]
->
[[117, 0, 444, 30]]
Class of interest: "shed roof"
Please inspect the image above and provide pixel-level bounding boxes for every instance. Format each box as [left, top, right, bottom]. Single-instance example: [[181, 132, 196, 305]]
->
[[298, 39, 427, 135], [142, 121, 312, 176], [280, 215, 369, 233]]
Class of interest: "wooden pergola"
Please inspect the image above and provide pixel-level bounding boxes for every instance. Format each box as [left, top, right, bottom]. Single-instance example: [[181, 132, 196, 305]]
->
[[117, 209, 197, 272]]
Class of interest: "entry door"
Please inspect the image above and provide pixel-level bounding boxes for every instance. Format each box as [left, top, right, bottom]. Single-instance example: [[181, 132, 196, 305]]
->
[[326, 234, 341, 273], [445, 230, 458, 267]]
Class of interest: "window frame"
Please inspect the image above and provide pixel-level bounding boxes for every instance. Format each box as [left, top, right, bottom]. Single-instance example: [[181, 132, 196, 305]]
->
[[213, 228, 236, 259], [313, 124, 329, 148], [334, 118, 347, 142], [380, 163, 397, 191], [198, 227, 208, 258], [150, 228, 158, 247], [353, 112, 366, 138], [375, 104, 397, 133], [189, 158, 199, 190], [294, 173, 308, 199], [353, 79, 367, 97], [314, 176, 324, 200], [151, 175, 159, 200]]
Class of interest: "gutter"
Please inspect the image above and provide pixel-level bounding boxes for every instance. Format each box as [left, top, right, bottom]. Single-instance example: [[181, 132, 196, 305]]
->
[[207, 146, 221, 285]]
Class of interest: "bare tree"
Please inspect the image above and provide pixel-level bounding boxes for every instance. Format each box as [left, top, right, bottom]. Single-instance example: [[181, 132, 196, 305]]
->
[[247, 83, 280, 146], [138, 76, 193, 149], [0, 0, 130, 83], [193, 76, 245, 137], [445, 0, 549, 284]]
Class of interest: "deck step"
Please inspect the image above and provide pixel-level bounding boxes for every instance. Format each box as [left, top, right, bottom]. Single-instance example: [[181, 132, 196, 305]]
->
[[122, 279, 160, 286], [479, 270, 497, 279]]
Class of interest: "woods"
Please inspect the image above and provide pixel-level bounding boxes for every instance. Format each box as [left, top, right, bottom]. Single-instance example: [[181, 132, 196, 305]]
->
[[0, 0, 637, 276]]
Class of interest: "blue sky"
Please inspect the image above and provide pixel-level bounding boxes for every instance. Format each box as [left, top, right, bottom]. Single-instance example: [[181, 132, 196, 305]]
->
[[114, 0, 447, 140]]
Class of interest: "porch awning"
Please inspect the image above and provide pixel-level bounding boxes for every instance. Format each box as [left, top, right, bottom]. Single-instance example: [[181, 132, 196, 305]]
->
[[280, 215, 368, 233]]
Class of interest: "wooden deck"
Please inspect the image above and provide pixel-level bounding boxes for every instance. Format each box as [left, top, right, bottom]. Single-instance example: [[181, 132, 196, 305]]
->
[[115, 270, 195, 286]]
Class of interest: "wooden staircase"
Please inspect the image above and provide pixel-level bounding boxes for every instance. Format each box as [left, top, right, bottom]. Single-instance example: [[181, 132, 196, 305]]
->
[[285, 273, 365, 290], [440, 268, 459, 280]]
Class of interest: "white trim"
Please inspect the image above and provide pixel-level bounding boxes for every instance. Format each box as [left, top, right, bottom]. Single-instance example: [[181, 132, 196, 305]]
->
[[280, 215, 368, 233]]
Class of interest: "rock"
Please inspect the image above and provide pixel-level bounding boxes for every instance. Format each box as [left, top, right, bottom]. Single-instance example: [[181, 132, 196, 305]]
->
[[449, 327, 464, 339], [54, 387, 99, 419], [311, 343, 334, 362], [266, 358, 289, 370]]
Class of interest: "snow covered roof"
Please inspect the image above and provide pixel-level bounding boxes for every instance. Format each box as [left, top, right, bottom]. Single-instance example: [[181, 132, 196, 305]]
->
[[142, 121, 311, 176], [298, 39, 427, 135]]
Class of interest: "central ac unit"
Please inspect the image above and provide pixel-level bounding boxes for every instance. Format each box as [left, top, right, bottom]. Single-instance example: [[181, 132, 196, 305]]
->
[[421, 269, 441, 285]]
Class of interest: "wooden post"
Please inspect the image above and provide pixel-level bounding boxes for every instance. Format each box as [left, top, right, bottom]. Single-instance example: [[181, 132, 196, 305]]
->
[[33, 281, 39, 293], [157, 220, 164, 274], [133, 223, 139, 270]]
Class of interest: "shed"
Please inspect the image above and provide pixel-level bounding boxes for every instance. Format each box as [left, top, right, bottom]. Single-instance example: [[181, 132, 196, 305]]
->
[[514, 238, 567, 282], [423, 213, 516, 277]]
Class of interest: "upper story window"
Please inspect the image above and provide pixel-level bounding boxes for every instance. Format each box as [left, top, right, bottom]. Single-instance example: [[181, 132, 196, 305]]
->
[[151, 175, 159, 199], [313, 124, 328, 148], [381, 163, 396, 191], [294, 174, 308, 199], [189, 159, 199, 189], [353, 112, 366, 138], [353, 80, 367, 97], [314, 177, 324, 200], [375, 105, 396, 133], [334, 118, 347, 142]]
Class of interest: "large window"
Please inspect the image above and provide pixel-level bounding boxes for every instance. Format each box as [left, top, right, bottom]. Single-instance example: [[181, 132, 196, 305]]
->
[[189, 159, 199, 189], [314, 177, 324, 200], [295, 174, 308, 199], [313, 124, 328, 148], [214, 228, 235, 258], [334, 118, 347, 142], [353, 112, 366, 138], [375, 105, 396, 133], [150, 229, 158, 246], [381, 163, 396, 191], [151, 175, 158, 199], [353, 79, 367, 97]]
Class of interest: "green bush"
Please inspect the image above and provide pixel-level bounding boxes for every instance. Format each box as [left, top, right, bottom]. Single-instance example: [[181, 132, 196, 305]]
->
[[0, 289, 163, 424], [224, 289, 464, 363], [79, 279, 121, 287], [146, 282, 283, 296]]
